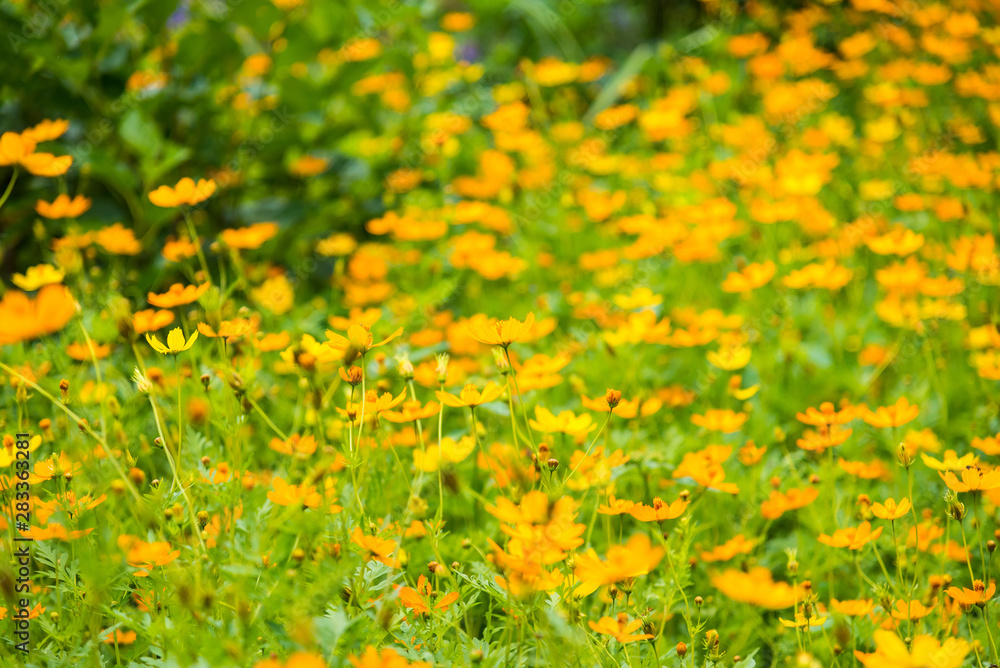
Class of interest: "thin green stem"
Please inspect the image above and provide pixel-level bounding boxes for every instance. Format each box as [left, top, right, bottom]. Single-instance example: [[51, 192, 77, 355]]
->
[[0, 167, 18, 210]]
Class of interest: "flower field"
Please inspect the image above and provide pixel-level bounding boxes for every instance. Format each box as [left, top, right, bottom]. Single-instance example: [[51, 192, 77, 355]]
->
[[3, 0, 1000, 666]]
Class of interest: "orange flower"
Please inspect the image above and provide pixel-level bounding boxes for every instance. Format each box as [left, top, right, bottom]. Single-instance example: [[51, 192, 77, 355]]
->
[[148, 177, 217, 207], [0, 130, 72, 176], [397, 575, 460, 615], [818, 521, 883, 550], [22, 118, 69, 142], [529, 406, 596, 437], [348, 647, 429, 668], [101, 629, 137, 645], [597, 495, 635, 516], [197, 319, 254, 343], [721, 260, 776, 293], [466, 312, 535, 348], [628, 497, 689, 522], [0, 131, 35, 166], [838, 458, 892, 481], [855, 630, 968, 668], [133, 309, 175, 335], [738, 441, 767, 465], [35, 194, 91, 219], [326, 323, 403, 358], [691, 409, 748, 433], [796, 401, 854, 426], [267, 477, 321, 508], [350, 527, 397, 567], [673, 444, 740, 494], [699, 535, 758, 563], [939, 466, 1000, 493], [711, 567, 799, 609], [147, 283, 210, 308], [94, 223, 142, 255], [0, 285, 77, 346], [220, 222, 280, 250], [381, 400, 440, 423], [946, 580, 995, 607], [436, 382, 504, 408], [588, 613, 654, 644], [890, 598, 936, 621], [871, 497, 911, 521], [255, 653, 328, 668], [66, 341, 111, 361], [269, 434, 317, 458], [858, 397, 919, 428], [796, 425, 853, 453], [760, 487, 819, 520], [573, 534, 664, 596], [163, 237, 200, 262], [339, 390, 407, 425], [289, 155, 329, 178], [830, 599, 874, 617], [125, 540, 180, 575]]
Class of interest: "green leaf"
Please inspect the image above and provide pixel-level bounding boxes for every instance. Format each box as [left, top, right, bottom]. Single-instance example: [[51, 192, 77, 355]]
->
[[583, 42, 653, 125], [120, 109, 163, 160]]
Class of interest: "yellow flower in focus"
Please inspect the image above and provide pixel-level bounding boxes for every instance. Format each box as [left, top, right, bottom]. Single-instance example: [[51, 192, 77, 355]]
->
[[871, 497, 911, 521], [145, 327, 198, 355], [466, 312, 535, 349]]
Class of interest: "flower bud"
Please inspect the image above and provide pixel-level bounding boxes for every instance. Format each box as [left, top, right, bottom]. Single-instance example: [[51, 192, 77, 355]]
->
[[896, 442, 913, 468], [435, 353, 450, 384], [605, 388, 622, 409], [396, 354, 414, 380], [493, 347, 510, 374]]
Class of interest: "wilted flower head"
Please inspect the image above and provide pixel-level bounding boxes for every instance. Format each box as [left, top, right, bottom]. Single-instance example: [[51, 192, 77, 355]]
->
[[132, 368, 152, 394]]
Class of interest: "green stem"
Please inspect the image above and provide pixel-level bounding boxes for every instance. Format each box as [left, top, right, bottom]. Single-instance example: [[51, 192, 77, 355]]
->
[[559, 411, 613, 491], [0, 167, 18, 210], [0, 361, 141, 503]]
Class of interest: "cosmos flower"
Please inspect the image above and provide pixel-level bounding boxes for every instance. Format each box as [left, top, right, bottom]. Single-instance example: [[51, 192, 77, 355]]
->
[[435, 382, 504, 408], [145, 327, 198, 355], [466, 312, 535, 348], [148, 177, 217, 207], [588, 613, 653, 644]]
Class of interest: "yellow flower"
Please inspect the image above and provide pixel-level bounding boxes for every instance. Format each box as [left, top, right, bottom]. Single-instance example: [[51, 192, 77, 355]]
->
[[145, 327, 198, 355], [326, 323, 403, 358], [920, 449, 976, 471], [12, 264, 65, 290], [855, 630, 969, 668], [435, 382, 504, 408], [148, 177, 217, 207], [778, 613, 827, 628], [707, 345, 752, 370], [252, 274, 294, 315], [466, 312, 535, 348], [871, 497, 911, 521], [588, 613, 653, 644]]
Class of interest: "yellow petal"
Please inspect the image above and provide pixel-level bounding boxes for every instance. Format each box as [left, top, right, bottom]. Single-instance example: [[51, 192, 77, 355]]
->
[[166, 327, 186, 352]]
